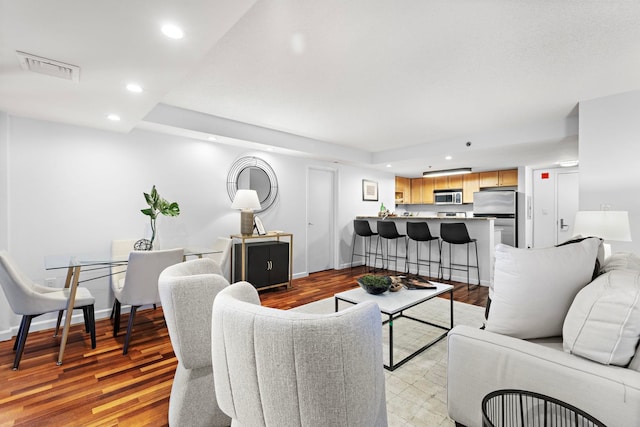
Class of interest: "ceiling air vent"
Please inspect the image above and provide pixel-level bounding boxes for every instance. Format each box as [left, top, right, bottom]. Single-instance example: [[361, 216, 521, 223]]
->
[[16, 51, 80, 83]]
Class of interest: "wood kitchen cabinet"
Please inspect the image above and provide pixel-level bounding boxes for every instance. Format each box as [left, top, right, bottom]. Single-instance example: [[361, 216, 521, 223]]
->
[[410, 178, 423, 204], [462, 173, 480, 204], [395, 176, 411, 204], [422, 177, 435, 204], [433, 175, 463, 190], [479, 169, 518, 188]]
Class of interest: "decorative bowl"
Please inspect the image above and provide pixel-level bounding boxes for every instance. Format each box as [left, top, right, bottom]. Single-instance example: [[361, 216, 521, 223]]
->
[[357, 275, 392, 295]]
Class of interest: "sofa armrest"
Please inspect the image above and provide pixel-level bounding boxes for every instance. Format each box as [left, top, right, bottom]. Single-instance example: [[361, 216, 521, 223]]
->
[[447, 325, 640, 427]]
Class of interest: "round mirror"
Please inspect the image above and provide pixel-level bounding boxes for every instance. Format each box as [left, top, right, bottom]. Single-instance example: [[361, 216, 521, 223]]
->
[[227, 156, 278, 212]]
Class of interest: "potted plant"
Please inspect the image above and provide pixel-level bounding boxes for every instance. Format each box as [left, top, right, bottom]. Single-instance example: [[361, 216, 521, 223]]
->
[[140, 185, 180, 249], [357, 274, 391, 295]]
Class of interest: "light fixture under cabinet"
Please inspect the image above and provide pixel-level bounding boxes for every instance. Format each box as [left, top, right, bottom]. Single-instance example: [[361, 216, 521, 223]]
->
[[423, 168, 472, 178]]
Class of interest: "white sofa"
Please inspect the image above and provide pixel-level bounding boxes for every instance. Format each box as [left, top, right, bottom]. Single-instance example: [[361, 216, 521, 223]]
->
[[447, 246, 640, 426]]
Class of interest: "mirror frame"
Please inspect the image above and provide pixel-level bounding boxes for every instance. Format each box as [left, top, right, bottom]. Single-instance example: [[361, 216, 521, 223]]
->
[[227, 156, 278, 213]]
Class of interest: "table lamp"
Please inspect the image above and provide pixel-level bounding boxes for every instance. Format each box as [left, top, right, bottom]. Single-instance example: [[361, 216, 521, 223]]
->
[[231, 189, 261, 235], [573, 210, 632, 259]]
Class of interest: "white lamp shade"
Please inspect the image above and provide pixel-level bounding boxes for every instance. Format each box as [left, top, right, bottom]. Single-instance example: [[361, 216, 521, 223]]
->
[[231, 189, 261, 211], [573, 211, 632, 242]]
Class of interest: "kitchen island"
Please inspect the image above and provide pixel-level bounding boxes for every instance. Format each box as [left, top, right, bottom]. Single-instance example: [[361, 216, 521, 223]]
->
[[355, 216, 497, 286]]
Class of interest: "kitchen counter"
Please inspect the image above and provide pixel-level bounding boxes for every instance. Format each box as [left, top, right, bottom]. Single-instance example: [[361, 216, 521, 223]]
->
[[355, 216, 497, 286]]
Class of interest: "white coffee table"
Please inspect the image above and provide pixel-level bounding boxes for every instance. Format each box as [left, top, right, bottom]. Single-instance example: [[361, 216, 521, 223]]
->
[[334, 281, 454, 371]]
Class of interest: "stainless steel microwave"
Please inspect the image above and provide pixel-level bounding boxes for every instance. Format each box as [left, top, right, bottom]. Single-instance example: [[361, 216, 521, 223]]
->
[[434, 191, 462, 205]]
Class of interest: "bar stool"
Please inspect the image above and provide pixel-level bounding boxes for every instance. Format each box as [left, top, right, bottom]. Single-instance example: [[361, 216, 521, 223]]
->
[[406, 222, 441, 279], [440, 222, 480, 290], [350, 219, 378, 272], [374, 221, 407, 273]]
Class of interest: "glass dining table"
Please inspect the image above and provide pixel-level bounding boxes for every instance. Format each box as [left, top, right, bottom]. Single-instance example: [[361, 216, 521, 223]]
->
[[44, 247, 220, 365]]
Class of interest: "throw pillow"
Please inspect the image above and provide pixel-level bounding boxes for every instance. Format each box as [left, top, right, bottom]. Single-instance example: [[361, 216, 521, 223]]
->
[[563, 269, 640, 366], [599, 252, 640, 274], [485, 238, 601, 339]]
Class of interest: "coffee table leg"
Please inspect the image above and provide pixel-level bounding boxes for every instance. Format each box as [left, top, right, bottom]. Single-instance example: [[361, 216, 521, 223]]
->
[[388, 314, 393, 370], [450, 289, 454, 329], [334, 297, 338, 312]]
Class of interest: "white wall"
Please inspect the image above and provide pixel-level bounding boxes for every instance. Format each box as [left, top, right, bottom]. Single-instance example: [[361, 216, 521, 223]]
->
[[579, 90, 640, 254], [0, 114, 394, 339]]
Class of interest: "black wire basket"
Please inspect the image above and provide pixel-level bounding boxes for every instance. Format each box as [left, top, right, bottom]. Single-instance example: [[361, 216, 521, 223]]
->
[[482, 389, 606, 427]]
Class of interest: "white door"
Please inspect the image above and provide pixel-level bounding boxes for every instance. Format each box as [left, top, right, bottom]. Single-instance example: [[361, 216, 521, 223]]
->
[[307, 168, 335, 273], [556, 171, 580, 244]]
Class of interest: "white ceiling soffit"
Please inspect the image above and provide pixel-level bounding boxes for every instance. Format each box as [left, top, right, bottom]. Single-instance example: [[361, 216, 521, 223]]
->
[[1, 1, 639, 175], [0, 0, 258, 132]]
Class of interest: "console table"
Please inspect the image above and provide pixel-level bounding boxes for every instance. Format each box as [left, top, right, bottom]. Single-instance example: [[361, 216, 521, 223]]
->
[[230, 232, 293, 290]]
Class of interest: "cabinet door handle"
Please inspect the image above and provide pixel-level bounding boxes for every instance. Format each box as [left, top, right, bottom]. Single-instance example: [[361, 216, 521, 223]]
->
[[266, 260, 273, 271]]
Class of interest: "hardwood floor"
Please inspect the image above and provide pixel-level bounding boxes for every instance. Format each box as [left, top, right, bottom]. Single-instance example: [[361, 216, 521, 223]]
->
[[0, 269, 487, 426]]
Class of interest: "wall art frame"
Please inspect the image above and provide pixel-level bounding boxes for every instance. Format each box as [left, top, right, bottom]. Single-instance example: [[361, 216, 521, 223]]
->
[[362, 179, 378, 201]]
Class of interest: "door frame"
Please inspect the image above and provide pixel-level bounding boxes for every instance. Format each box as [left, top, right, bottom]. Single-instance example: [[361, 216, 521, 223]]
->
[[305, 166, 338, 274]]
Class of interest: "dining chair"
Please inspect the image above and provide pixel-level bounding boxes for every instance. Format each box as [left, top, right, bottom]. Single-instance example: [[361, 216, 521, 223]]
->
[[158, 257, 231, 427], [0, 250, 96, 370], [111, 248, 184, 355], [208, 237, 232, 282], [211, 281, 388, 427]]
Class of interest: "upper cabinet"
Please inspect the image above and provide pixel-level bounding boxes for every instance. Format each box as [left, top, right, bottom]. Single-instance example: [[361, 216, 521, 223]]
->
[[434, 175, 463, 190], [396, 168, 516, 205], [422, 177, 435, 204], [410, 178, 423, 203], [478, 169, 518, 188], [395, 176, 411, 204], [462, 173, 480, 204]]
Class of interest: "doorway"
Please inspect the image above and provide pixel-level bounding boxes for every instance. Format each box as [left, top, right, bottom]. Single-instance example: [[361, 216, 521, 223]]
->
[[307, 167, 336, 273], [532, 168, 579, 248], [556, 171, 580, 244]]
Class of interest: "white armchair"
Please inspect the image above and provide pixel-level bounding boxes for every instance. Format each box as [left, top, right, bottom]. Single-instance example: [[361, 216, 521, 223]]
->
[[158, 258, 231, 427], [211, 281, 388, 427]]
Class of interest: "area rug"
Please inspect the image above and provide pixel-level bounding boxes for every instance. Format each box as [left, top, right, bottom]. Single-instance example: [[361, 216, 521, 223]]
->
[[291, 295, 485, 427]]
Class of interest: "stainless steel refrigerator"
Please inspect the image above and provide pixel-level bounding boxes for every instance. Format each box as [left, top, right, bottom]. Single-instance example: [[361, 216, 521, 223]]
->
[[473, 190, 520, 247]]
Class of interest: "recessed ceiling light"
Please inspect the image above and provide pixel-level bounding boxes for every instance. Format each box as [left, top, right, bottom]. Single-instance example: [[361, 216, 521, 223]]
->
[[207, 136, 217, 141], [386, 164, 392, 168], [162, 24, 184, 39], [107, 114, 121, 121], [126, 83, 143, 93], [445, 155, 452, 160]]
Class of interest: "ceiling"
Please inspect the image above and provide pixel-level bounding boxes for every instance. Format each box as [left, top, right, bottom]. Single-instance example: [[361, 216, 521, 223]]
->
[[2, 1, 639, 177]]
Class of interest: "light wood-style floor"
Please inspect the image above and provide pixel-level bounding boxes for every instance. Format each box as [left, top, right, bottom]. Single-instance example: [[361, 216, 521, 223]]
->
[[0, 268, 487, 426]]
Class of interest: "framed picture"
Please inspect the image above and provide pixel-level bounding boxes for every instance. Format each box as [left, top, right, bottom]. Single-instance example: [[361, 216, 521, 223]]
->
[[254, 215, 266, 235], [362, 179, 378, 201]]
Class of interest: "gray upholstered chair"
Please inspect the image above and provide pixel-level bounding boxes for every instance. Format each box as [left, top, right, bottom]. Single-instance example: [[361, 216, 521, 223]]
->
[[0, 250, 96, 370], [158, 258, 231, 427], [211, 281, 388, 427], [111, 248, 184, 355]]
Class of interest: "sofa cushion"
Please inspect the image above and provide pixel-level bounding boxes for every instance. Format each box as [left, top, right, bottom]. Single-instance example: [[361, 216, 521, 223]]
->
[[628, 345, 640, 372], [485, 238, 600, 339], [563, 269, 640, 366], [600, 252, 640, 274]]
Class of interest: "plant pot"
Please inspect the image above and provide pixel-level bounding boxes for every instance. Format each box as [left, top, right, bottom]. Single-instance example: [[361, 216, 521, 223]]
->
[[357, 275, 391, 295]]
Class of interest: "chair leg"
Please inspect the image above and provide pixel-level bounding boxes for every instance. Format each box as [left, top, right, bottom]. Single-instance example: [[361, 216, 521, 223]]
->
[[122, 306, 138, 355], [109, 301, 115, 320], [54, 310, 64, 337], [13, 315, 33, 370], [86, 304, 96, 349], [82, 307, 90, 333], [350, 232, 357, 271], [113, 300, 121, 337]]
